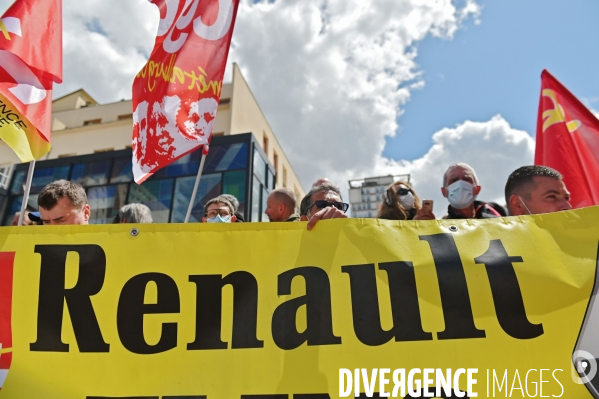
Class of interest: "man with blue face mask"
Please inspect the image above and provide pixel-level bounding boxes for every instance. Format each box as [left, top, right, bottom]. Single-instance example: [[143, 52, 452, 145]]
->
[[441, 163, 507, 219], [201, 197, 237, 223]]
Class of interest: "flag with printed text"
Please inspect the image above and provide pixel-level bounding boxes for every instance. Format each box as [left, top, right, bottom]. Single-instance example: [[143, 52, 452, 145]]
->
[[131, 0, 240, 184], [535, 69, 599, 208], [0, 0, 62, 162]]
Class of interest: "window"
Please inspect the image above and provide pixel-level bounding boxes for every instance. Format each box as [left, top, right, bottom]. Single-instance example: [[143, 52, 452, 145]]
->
[[205, 143, 248, 173], [71, 160, 111, 186], [128, 179, 174, 223], [87, 184, 128, 224], [262, 133, 269, 155], [251, 176, 261, 222], [118, 114, 133, 120], [83, 118, 101, 126], [223, 170, 246, 218], [252, 148, 267, 184], [110, 157, 133, 183], [171, 173, 222, 223], [273, 151, 279, 185], [0, 165, 10, 189]]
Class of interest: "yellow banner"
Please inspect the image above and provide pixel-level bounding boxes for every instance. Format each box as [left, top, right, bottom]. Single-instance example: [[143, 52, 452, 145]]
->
[[0, 207, 598, 398]]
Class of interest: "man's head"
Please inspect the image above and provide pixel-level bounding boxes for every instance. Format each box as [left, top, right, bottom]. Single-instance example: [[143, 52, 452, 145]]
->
[[300, 184, 347, 220], [38, 180, 91, 225], [201, 197, 237, 223], [505, 165, 572, 215], [265, 188, 297, 222], [441, 162, 481, 209], [113, 203, 153, 224]]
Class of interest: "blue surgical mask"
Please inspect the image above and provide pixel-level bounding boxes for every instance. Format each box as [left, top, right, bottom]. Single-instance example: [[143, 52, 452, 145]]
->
[[447, 180, 475, 209], [206, 214, 232, 223]]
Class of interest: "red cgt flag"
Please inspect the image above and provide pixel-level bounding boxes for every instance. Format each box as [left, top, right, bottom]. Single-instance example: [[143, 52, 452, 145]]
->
[[132, 0, 239, 184], [535, 70, 599, 208], [0, 0, 62, 162]]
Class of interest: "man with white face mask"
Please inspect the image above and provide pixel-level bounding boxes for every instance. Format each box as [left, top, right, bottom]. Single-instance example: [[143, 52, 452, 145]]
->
[[441, 163, 507, 219]]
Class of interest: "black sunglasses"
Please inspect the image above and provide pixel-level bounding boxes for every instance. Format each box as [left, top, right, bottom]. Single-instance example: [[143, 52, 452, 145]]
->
[[308, 200, 349, 213], [396, 187, 411, 196]]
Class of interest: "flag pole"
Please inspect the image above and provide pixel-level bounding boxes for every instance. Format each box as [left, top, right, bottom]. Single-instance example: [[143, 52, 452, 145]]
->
[[184, 152, 207, 223], [17, 160, 36, 226]]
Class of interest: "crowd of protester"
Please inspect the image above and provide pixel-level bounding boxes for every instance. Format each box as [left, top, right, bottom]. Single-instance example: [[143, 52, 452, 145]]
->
[[9, 163, 573, 229]]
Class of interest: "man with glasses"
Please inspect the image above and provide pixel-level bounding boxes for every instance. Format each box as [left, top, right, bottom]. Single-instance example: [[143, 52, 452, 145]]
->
[[201, 197, 237, 223], [300, 183, 349, 230]]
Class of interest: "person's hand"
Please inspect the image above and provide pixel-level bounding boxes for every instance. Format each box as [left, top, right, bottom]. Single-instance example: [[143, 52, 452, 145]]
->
[[307, 207, 348, 230], [413, 208, 436, 220]]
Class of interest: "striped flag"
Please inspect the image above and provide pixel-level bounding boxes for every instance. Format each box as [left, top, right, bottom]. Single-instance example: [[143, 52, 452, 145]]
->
[[0, 0, 62, 162]]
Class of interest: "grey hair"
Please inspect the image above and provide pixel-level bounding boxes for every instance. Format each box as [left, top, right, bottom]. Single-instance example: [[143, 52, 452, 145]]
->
[[443, 162, 479, 186], [300, 183, 342, 216], [218, 194, 239, 213], [113, 203, 153, 224]]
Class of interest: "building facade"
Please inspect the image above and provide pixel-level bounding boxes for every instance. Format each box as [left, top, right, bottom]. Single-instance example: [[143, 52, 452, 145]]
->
[[348, 174, 411, 218], [0, 64, 304, 224]]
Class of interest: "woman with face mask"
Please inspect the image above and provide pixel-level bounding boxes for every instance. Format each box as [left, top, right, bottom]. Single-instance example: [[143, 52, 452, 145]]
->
[[377, 181, 423, 220]]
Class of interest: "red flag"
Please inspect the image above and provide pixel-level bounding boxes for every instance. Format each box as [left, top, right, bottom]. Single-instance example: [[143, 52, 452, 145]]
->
[[132, 0, 239, 184], [0, 0, 62, 162], [535, 70, 599, 208], [0, 252, 15, 390]]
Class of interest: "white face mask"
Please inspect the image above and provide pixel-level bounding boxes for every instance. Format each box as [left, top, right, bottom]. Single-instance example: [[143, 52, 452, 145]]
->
[[518, 196, 532, 215], [206, 214, 232, 223], [399, 191, 415, 210], [446, 180, 475, 209]]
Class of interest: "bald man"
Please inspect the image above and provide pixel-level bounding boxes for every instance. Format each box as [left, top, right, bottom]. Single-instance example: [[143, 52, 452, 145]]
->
[[264, 188, 300, 222]]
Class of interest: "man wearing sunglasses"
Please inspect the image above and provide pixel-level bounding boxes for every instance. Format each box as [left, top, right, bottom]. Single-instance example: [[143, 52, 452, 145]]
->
[[300, 183, 349, 230]]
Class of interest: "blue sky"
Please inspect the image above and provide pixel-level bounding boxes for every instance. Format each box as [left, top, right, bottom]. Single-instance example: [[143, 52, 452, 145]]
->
[[384, 0, 599, 161]]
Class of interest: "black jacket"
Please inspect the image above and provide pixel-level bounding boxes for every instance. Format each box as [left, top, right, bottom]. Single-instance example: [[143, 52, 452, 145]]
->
[[445, 201, 507, 219]]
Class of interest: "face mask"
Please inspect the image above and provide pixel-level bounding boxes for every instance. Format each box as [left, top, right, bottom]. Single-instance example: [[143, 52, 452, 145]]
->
[[399, 191, 415, 210], [206, 214, 232, 223], [446, 180, 475, 209]]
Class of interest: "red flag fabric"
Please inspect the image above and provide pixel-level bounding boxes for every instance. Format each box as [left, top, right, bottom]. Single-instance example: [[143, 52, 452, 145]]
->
[[0, 252, 15, 390], [132, 0, 239, 184], [0, 0, 62, 162], [535, 69, 599, 208]]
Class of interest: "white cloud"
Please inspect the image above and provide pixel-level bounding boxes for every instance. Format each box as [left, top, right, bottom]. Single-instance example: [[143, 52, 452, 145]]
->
[[373, 115, 534, 215], [226, 0, 481, 190]]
